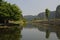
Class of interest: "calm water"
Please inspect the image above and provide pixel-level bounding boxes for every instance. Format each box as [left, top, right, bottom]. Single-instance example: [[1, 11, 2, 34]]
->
[[0, 23, 60, 40], [0, 26, 22, 40], [21, 23, 60, 40]]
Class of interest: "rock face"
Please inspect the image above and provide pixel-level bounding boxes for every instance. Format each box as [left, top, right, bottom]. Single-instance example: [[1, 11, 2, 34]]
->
[[24, 5, 60, 21], [38, 12, 45, 19], [24, 11, 55, 21], [38, 5, 60, 19], [56, 5, 60, 19], [38, 11, 55, 19]]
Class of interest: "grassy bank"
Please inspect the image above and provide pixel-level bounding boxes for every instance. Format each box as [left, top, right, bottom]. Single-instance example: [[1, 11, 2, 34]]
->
[[32, 19, 60, 26]]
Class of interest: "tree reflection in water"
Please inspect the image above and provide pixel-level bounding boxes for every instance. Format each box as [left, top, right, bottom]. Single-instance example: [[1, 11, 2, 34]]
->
[[46, 29, 50, 38], [45, 25, 60, 39], [55, 26, 60, 39], [0, 26, 22, 40], [32, 23, 60, 39]]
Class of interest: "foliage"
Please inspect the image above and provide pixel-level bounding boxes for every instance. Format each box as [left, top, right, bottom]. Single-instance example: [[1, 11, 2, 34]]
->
[[8, 4, 22, 21], [0, 0, 23, 23], [45, 8, 50, 18]]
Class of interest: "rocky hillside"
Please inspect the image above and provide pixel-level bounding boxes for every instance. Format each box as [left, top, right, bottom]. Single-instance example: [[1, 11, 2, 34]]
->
[[38, 11, 55, 19]]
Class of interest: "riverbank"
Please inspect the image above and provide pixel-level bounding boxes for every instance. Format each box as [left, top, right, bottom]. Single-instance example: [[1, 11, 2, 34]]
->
[[0, 20, 26, 29], [32, 19, 60, 26]]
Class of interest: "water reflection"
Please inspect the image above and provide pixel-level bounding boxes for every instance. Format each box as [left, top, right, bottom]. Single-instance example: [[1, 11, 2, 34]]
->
[[0, 26, 22, 40], [33, 23, 60, 39], [46, 29, 50, 38]]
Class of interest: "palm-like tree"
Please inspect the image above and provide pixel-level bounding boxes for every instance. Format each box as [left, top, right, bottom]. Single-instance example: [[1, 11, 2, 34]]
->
[[45, 8, 50, 24]]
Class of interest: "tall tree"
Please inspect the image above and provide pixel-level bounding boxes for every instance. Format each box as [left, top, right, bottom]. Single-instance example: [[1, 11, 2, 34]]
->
[[0, 0, 3, 2], [45, 8, 50, 19], [45, 8, 50, 24]]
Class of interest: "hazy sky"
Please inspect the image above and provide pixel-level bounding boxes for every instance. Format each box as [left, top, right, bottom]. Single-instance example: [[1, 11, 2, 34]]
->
[[6, 0, 60, 16]]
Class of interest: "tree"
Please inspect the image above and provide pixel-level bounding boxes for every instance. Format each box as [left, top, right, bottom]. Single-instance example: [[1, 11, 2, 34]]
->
[[45, 8, 50, 19], [0, 0, 23, 24], [45, 8, 50, 24], [9, 4, 22, 21], [0, 0, 3, 2]]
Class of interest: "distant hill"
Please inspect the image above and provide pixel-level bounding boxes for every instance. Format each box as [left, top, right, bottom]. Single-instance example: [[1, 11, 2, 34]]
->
[[23, 11, 56, 21], [23, 15, 37, 21], [38, 12, 45, 19], [23, 10, 60, 21], [56, 5, 60, 18], [38, 11, 55, 19], [23, 5, 60, 21]]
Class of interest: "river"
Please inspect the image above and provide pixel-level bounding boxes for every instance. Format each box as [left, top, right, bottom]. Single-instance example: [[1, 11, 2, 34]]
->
[[0, 23, 60, 40], [21, 23, 60, 40]]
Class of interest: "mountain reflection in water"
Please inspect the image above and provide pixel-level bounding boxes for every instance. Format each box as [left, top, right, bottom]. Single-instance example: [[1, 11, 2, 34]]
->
[[2, 23, 60, 40], [33, 23, 60, 39]]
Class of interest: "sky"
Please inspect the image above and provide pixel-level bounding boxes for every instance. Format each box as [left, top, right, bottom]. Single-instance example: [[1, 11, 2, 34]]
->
[[5, 0, 60, 16]]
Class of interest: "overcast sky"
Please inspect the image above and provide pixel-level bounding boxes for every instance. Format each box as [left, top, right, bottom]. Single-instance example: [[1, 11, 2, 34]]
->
[[6, 0, 60, 16]]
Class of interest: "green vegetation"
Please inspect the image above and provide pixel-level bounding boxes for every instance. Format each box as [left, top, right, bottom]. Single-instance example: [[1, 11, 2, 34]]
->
[[45, 8, 50, 19], [0, 0, 23, 24], [0, 26, 22, 40]]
